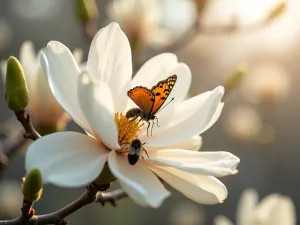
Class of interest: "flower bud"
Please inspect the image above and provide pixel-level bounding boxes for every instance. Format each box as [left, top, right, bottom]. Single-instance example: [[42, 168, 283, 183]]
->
[[195, 0, 209, 14], [5, 56, 29, 111], [265, 1, 287, 23], [75, 0, 99, 23], [224, 64, 247, 92], [93, 162, 116, 186], [22, 169, 43, 203]]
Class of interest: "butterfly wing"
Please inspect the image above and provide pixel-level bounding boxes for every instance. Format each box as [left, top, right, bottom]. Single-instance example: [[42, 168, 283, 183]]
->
[[150, 75, 177, 114], [127, 86, 155, 114]]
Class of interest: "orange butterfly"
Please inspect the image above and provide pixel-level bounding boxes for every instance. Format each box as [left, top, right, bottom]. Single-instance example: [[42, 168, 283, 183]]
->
[[126, 75, 177, 136]]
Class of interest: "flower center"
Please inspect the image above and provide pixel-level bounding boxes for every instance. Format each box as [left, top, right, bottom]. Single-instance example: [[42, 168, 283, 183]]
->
[[114, 112, 143, 152]]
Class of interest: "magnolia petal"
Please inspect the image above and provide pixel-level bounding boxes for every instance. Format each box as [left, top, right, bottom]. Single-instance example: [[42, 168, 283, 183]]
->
[[150, 166, 227, 204], [147, 135, 202, 151], [132, 53, 178, 88], [78, 72, 119, 150], [251, 194, 296, 225], [236, 189, 259, 225], [145, 149, 239, 177], [87, 22, 132, 112], [25, 132, 109, 187], [73, 48, 84, 65], [144, 86, 224, 147], [0, 60, 6, 82], [20, 41, 39, 81], [214, 215, 234, 225], [108, 151, 170, 208], [29, 67, 64, 124], [202, 102, 224, 134], [40, 41, 92, 134]]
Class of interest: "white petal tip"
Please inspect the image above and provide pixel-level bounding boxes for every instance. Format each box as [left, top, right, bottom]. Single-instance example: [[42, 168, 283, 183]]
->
[[231, 169, 239, 175], [216, 86, 225, 95], [108, 22, 121, 28], [149, 191, 171, 208], [45, 41, 65, 53], [21, 41, 34, 49], [114, 144, 121, 150]]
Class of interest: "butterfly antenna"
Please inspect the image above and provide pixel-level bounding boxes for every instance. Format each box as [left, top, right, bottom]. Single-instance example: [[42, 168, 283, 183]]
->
[[156, 97, 175, 114]]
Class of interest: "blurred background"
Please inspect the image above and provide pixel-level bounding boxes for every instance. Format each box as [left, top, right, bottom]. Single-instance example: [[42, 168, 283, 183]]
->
[[0, 0, 300, 224]]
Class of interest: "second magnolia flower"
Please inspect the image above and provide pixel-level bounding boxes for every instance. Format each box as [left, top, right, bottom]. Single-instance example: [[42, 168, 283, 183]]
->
[[25, 22, 240, 208]]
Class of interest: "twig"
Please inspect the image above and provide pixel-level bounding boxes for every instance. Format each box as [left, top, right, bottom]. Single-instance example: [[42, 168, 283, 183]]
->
[[198, 20, 270, 36], [161, 19, 200, 53], [5, 137, 28, 159], [0, 184, 128, 225], [82, 20, 98, 42], [14, 110, 40, 141], [21, 200, 34, 225], [95, 189, 127, 207], [0, 141, 8, 179], [0, 138, 28, 180], [133, 17, 200, 73], [0, 109, 39, 178], [0, 127, 8, 139]]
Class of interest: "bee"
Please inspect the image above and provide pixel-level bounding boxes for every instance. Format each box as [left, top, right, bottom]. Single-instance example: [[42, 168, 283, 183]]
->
[[126, 75, 177, 136], [127, 139, 149, 165]]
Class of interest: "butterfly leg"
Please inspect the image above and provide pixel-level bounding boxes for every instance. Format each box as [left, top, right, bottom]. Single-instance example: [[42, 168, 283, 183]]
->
[[129, 116, 139, 123], [150, 121, 155, 136], [154, 117, 160, 127], [146, 121, 151, 137]]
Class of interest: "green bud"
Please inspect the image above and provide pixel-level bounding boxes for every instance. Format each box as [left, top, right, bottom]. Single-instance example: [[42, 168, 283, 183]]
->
[[22, 169, 43, 203], [195, 0, 209, 13], [265, 1, 287, 23], [75, 0, 99, 23], [5, 56, 29, 111], [35, 124, 60, 136], [93, 162, 116, 186], [224, 64, 247, 92]]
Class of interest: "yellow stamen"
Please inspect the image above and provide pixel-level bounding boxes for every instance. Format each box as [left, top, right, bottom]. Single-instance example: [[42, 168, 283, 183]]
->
[[114, 112, 143, 149]]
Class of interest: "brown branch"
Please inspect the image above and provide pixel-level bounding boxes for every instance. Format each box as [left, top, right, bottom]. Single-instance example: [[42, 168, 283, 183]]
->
[[95, 189, 127, 207], [0, 109, 39, 176], [0, 127, 8, 139], [21, 200, 34, 225], [82, 20, 98, 42], [133, 18, 200, 73], [0, 184, 128, 225], [0, 131, 28, 179], [14, 110, 40, 141], [197, 20, 270, 36]]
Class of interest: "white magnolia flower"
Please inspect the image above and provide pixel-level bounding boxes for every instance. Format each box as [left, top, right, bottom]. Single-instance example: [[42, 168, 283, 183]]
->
[[0, 20, 12, 50], [26, 22, 240, 208], [214, 189, 296, 225], [224, 105, 262, 141], [0, 180, 23, 218], [1, 42, 83, 133], [107, 0, 197, 48], [240, 63, 291, 103], [107, 0, 163, 48], [169, 201, 206, 225]]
